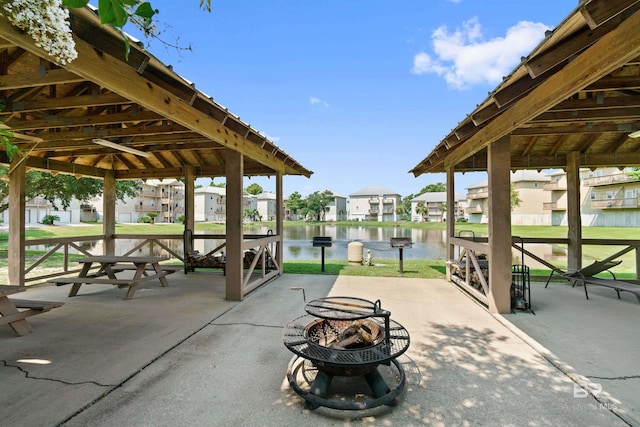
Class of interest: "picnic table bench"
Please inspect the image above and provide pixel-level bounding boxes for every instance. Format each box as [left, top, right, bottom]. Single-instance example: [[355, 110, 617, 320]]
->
[[0, 285, 64, 336], [50, 256, 174, 300]]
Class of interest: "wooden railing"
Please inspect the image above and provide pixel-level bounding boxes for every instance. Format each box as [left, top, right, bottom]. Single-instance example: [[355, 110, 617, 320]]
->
[[447, 235, 640, 307], [23, 233, 282, 295]]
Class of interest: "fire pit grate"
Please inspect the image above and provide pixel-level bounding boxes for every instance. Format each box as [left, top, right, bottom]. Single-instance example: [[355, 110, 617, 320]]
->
[[283, 296, 410, 410], [284, 315, 409, 368]]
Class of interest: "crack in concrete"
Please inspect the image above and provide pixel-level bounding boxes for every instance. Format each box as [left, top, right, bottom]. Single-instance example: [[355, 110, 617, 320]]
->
[[1, 360, 114, 388]]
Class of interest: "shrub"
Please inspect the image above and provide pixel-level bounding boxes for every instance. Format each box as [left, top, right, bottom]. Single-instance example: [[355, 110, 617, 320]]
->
[[41, 214, 60, 225]]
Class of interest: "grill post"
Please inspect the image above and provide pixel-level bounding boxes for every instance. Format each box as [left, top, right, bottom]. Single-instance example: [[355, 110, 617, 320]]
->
[[312, 236, 332, 272], [390, 238, 413, 274]]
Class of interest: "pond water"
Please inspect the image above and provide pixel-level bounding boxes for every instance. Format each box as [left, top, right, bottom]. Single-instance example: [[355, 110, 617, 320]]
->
[[30, 224, 564, 266]]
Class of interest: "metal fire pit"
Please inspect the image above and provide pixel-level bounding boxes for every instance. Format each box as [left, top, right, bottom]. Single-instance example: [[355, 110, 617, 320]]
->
[[283, 296, 410, 410]]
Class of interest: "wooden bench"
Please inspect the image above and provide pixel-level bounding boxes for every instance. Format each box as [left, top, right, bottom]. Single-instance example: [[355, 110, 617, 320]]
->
[[0, 285, 64, 336], [52, 271, 170, 300], [49, 256, 172, 300], [111, 264, 181, 275]]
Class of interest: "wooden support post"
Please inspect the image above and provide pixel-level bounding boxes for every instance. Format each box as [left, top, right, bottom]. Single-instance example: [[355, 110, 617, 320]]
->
[[276, 171, 284, 271], [225, 149, 243, 301], [8, 156, 25, 287], [446, 167, 456, 270], [566, 152, 582, 271], [487, 135, 512, 314], [103, 170, 116, 256], [184, 165, 195, 235]]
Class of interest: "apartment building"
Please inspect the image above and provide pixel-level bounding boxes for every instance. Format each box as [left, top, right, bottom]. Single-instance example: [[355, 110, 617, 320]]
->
[[194, 186, 226, 222], [348, 185, 401, 222], [325, 192, 348, 221], [581, 167, 640, 227], [112, 179, 185, 223], [411, 192, 466, 222], [466, 171, 551, 225], [256, 192, 277, 221]]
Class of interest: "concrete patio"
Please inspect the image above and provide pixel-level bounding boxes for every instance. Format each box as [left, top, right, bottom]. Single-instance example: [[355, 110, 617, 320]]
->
[[0, 270, 637, 426]]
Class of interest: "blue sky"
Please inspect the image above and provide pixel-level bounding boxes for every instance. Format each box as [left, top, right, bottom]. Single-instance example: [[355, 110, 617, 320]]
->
[[127, 0, 578, 198]]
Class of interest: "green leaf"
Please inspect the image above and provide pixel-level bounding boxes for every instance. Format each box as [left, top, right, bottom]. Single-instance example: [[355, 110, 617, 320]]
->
[[62, 0, 90, 8], [134, 2, 157, 19], [98, 0, 129, 29], [117, 28, 132, 61]]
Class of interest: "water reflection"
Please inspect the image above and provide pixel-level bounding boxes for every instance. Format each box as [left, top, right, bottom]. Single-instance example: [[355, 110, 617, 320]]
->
[[248, 225, 447, 261], [29, 225, 567, 264]]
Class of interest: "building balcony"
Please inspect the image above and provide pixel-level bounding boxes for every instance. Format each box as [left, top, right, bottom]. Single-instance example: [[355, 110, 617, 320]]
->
[[543, 182, 567, 191], [467, 191, 489, 200], [369, 198, 380, 204], [135, 206, 159, 213], [468, 205, 484, 213], [382, 198, 394, 204], [543, 202, 567, 211], [382, 208, 394, 214], [369, 209, 379, 214], [591, 198, 639, 209], [582, 173, 637, 187]]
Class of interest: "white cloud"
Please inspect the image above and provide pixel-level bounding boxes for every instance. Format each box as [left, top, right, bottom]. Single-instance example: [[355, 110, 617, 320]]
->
[[309, 96, 329, 108], [412, 17, 550, 89]]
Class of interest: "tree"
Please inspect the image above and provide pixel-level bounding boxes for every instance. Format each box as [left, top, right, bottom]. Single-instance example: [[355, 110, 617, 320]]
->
[[243, 208, 259, 221], [511, 183, 522, 211], [245, 183, 263, 195], [285, 191, 305, 218], [418, 182, 446, 194], [147, 212, 159, 224], [398, 194, 414, 219], [415, 201, 429, 222], [209, 179, 225, 188], [303, 190, 334, 221], [627, 168, 640, 181], [0, 168, 142, 213]]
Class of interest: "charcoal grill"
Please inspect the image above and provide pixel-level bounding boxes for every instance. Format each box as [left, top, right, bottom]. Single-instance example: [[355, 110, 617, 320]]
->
[[283, 296, 410, 410]]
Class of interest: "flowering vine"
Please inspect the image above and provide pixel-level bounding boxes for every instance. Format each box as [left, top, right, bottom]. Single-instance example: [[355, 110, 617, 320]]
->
[[1, 0, 77, 65]]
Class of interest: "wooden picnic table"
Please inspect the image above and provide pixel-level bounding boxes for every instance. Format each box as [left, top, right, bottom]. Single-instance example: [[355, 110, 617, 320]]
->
[[0, 285, 64, 336], [52, 256, 172, 300]]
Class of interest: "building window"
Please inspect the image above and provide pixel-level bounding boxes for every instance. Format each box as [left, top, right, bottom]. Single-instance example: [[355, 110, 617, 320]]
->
[[590, 193, 596, 200]]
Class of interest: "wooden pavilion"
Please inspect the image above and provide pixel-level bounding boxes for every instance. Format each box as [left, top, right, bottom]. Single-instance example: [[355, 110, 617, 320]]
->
[[0, 7, 312, 301], [410, 0, 640, 313]]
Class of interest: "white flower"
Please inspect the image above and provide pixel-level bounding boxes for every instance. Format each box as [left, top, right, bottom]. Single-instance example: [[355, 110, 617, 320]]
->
[[2, 0, 77, 65]]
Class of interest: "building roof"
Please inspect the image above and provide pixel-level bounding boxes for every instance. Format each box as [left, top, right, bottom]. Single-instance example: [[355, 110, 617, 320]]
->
[[349, 185, 401, 197], [511, 170, 551, 182], [195, 187, 226, 195], [0, 7, 312, 181], [411, 192, 465, 203], [410, 1, 640, 176]]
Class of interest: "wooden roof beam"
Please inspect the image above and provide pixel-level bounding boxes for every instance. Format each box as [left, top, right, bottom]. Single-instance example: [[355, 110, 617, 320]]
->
[[530, 106, 640, 123], [526, 13, 625, 78], [580, 0, 640, 29], [578, 133, 600, 152], [5, 109, 165, 131], [0, 92, 129, 114], [0, 68, 85, 90], [550, 93, 640, 111], [609, 133, 631, 152], [514, 121, 640, 136]]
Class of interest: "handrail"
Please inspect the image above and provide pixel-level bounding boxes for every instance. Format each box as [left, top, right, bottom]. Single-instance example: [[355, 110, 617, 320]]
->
[[21, 233, 282, 292]]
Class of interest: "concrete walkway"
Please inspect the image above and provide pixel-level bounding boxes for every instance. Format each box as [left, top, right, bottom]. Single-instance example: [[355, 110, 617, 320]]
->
[[0, 272, 636, 426]]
